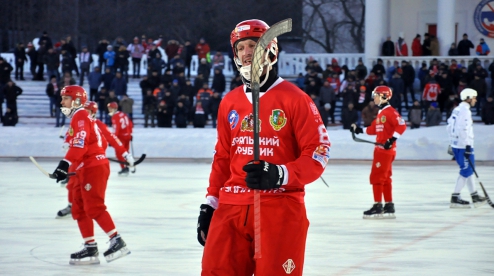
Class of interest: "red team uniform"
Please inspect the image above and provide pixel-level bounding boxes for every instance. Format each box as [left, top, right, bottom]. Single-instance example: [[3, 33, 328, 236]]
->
[[109, 104, 133, 171], [53, 86, 129, 265], [58, 103, 130, 218], [198, 19, 330, 276], [354, 85, 407, 219]]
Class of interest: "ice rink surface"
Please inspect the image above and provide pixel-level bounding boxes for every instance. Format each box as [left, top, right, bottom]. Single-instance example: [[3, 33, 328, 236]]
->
[[1, 160, 493, 276]]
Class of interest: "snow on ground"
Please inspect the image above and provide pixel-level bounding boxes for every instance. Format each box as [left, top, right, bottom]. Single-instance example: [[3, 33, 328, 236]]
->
[[1, 124, 493, 160]]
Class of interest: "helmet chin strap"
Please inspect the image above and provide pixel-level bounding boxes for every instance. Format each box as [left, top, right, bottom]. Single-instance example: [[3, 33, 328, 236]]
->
[[377, 96, 388, 107], [235, 48, 278, 88], [61, 101, 82, 118]]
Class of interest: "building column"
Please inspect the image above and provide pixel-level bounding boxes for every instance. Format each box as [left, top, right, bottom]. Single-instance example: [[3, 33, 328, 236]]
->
[[436, 0, 455, 56], [365, 0, 388, 61]]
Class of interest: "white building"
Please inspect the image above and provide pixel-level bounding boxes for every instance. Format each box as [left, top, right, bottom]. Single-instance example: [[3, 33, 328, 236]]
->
[[366, 0, 492, 58]]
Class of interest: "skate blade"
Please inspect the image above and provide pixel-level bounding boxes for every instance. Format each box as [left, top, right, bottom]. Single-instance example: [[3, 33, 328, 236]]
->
[[55, 214, 71, 219], [105, 247, 131, 263], [118, 173, 129, 177], [473, 201, 487, 208], [382, 213, 396, 219], [69, 256, 100, 265], [363, 214, 384, 220], [450, 203, 471, 209]]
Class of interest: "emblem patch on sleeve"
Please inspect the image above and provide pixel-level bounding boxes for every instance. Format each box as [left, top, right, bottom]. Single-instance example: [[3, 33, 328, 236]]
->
[[312, 145, 330, 168], [228, 110, 239, 130], [398, 117, 405, 125], [72, 138, 85, 148]]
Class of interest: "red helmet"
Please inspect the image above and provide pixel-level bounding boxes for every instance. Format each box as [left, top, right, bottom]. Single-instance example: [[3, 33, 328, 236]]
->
[[60, 85, 87, 106], [84, 101, 98, 116], [230, 19, 270, 53], [107, 101, 118, 110], [372, 85, 392, 100], [229, 19, 278, 86]]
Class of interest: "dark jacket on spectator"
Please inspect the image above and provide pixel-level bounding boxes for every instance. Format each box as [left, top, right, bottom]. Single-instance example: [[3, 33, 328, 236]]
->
[[3, 109, 18, 126], [408, 105, 423, 128], [110, 77, 127, 97], [0, 61, 14, 84], [341, 107, 359, 129], [482, 99, 494, 125], [174, 104, 188, 128]]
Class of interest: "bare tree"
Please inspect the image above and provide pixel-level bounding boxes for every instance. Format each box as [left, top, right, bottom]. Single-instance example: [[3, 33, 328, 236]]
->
[[0, 0, 303, 52], [303, 0, 365, 53]]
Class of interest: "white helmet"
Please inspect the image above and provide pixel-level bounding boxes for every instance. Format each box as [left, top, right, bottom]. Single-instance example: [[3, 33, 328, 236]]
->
[[460, 88, 477, 101]]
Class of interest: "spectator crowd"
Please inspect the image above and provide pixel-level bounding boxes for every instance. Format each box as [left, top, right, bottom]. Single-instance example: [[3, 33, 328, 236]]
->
[[1, 31, 494, 128]]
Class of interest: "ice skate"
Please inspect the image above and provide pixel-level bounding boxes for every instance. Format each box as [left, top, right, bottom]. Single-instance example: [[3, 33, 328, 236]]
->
[[383, 202, 396, 219], [450, 194, 470, 209], [118, 167, 129, 177], [69, 243, 100, 265], [56, 204, 72, 219], [363, 203, 383, 219], [471, 192, 487, 208], [103, 234, 130, 263]]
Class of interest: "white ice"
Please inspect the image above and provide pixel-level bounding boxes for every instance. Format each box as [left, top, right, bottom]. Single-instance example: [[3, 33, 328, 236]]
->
[[1, 160, 494, 275]]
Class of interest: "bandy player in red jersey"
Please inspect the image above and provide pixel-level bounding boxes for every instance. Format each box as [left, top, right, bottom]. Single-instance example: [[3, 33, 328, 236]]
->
[[55, 101, 136, 218], [107, 101, 133, 176], [352, 85, 407, 219], [84, 101, 135, 170], [51, 85, 130, 265], [197, 19, 331, 276]]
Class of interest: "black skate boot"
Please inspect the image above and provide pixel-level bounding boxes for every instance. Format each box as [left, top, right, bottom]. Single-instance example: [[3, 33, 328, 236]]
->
[[104, 234, 130, 263], [56, 204, 72, 219], [383, 202, 396, 219], [363, 203, 383, 219], [450, 193, 470, 209], [118, 167, 129, 177], [69, 243, 99, 265], [471, 192, 487, 208]]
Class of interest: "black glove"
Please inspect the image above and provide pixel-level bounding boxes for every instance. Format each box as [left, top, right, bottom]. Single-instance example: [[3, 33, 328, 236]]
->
[[352, 126, 363, 134], [242, 160, 284, 190], [197, 204, 215, 246], [53, 160, 69, 183], [383, 137, 397, 150], [464, 145, 472, 158]]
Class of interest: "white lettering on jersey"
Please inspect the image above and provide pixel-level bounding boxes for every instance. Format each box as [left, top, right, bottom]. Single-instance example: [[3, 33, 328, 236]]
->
[[222, 186, 286, 194], [318, 125, 330, 144]]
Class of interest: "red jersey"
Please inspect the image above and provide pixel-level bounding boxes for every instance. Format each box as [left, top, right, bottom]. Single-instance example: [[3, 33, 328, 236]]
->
[[64, 108, 108, 170], [422, 83, 441, 101], [365, 105, 407, 152], [208, 78, 331, 205], [95, 119, 127, 159], [395, 42, 408, 56], [111, 111, 133, 138]]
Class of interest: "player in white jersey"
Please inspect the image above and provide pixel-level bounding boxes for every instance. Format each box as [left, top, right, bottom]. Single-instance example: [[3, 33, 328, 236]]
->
[[446, 88, 486, 208]]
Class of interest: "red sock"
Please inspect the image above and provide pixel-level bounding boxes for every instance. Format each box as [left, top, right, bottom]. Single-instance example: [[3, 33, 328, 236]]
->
[[94, 211, 116, 235], [77, 216, 94, 243], [372, 184, 383, 202], [383, 182, 393, 202]]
